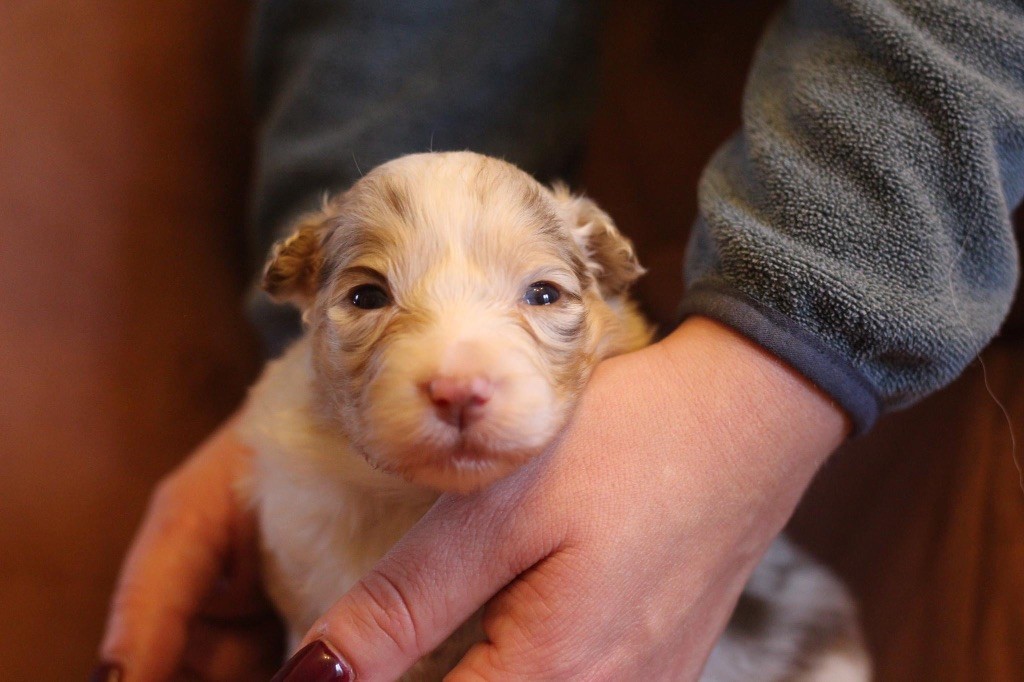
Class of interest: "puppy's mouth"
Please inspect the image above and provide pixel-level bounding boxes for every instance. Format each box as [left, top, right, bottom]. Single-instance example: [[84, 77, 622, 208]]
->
[[370, 438, 532, 494], [443, 442, 520, 471], [410, 457, 522, 494]]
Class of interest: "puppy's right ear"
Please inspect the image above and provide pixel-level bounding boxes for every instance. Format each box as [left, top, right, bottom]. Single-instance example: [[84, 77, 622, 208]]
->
[[262, 210, 330, 307]]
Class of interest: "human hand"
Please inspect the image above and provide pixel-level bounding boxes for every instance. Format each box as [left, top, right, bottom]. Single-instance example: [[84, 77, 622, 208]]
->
[[274, 317, 848, 681], [95, 415, 283, 681]]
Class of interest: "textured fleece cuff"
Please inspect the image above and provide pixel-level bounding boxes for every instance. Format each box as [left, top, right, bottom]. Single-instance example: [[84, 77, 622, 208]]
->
[[678, 280, 883, 436]]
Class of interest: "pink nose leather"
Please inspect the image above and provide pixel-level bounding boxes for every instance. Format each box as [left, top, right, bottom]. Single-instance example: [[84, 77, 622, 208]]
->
[[427, 376, 493, 428]]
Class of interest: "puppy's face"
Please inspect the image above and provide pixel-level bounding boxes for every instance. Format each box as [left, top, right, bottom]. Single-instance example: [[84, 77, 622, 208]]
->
[[264, 153, 647, 492]]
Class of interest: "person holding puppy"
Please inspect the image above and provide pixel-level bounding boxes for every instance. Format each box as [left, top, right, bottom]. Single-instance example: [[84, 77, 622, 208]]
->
[[94, 1, 1024, 681]]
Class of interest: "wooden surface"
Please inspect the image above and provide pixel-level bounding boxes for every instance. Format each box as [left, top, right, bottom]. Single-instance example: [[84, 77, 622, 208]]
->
[[0, 3, 259, 680], [0, 1, 1020, 680], [790, 341, 1024, 681]]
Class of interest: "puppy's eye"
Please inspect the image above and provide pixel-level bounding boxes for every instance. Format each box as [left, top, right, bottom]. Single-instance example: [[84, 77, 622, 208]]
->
[[349, 284, 390, 309], [523, 281, 560, 306]]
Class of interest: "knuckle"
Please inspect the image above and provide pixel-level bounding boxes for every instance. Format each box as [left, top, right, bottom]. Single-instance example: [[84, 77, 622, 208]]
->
[[109, 583, 147, 615], [148, 475, 186, 517], [109, 572, 188, 625], [353, 566, 429, 659]]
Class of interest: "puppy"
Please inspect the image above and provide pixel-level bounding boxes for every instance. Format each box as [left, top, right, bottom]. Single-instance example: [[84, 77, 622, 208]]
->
[[239, 152, 870, 680]]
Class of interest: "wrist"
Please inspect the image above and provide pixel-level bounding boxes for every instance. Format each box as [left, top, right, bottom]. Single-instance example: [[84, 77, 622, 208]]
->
[[657, 316, 849, 446], [641, 315, 848, 531]]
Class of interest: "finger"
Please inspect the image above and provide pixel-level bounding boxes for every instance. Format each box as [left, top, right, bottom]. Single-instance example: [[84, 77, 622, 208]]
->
[[450, 545, 751, 682], [446, 552, 585, 682], [287, 478, 564, 682], [99, 421, 252, 681]]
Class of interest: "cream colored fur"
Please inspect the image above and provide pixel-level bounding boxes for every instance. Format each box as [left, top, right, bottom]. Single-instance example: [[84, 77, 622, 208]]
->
[[239, 152, 870, 680]]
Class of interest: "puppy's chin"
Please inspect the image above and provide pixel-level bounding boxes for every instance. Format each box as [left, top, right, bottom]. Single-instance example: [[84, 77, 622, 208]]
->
[[368, 444, 538, 494], [404, 455, 524, 494]]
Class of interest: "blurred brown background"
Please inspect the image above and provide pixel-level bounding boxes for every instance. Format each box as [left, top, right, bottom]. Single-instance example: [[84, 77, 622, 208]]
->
[[1, 1, 1021, 680]]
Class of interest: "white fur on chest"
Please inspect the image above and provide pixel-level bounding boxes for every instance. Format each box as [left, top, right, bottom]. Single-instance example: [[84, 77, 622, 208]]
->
[[240, 339, 439, 640]]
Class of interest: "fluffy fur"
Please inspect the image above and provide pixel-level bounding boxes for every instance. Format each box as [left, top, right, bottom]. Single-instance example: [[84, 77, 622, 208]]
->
[[239, 152, 870, 680]]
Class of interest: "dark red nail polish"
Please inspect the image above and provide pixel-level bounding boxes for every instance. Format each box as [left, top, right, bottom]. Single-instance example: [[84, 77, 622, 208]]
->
[[88, 662, 123, 682], [271, 641, 351, 682]]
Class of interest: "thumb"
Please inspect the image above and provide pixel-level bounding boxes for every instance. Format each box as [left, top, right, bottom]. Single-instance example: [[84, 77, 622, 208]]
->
[[273, 485, 559, 682]]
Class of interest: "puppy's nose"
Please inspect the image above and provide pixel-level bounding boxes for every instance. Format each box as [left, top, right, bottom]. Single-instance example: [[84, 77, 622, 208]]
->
[[427, 376, 493, 429]]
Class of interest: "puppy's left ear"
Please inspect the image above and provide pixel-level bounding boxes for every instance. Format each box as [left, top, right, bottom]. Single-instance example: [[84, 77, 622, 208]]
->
[[551, 183, 645, 296], [262, 208, 331, 308]]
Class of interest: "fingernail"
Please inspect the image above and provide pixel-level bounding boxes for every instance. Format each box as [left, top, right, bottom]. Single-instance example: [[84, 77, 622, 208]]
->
[[88, 662, 124, 682], [271, 641, 352, 681]]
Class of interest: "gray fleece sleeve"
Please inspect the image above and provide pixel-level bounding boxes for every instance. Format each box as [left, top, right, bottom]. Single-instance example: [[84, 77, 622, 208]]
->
[[680, 0, 1024, 434]]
